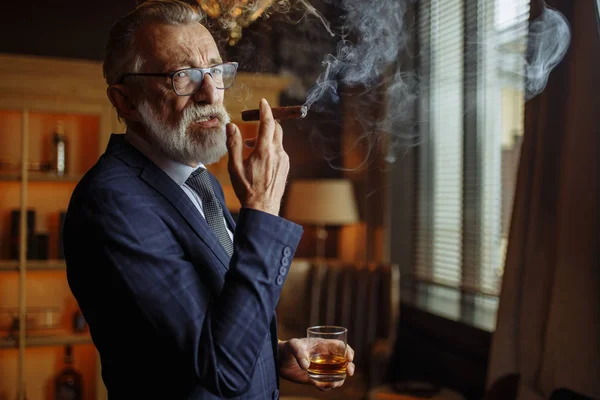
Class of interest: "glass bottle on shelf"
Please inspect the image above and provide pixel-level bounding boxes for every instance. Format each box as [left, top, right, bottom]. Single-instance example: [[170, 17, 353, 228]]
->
[[16, 385, 28, 400], [55, 344, 83, 400], [72, 308, 87, 333], [52, 121, 67, 177], [9, 208, 36, 260]]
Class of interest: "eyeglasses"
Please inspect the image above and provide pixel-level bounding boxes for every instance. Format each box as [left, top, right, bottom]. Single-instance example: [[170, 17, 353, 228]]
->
[[118, 62, 239, 96]]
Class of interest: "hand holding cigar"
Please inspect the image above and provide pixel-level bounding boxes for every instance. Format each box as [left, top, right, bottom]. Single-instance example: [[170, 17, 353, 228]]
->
[[241, 105, 307, 121]]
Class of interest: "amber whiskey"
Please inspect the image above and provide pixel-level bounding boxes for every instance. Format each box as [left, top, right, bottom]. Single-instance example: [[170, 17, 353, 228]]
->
[[307, 354, 347, 382]]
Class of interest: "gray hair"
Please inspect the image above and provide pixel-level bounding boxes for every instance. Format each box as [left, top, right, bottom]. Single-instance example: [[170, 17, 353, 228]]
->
[[103, 0, 206, 86]]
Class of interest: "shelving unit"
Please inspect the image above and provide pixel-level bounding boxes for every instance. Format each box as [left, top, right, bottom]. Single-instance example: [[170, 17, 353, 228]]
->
[[0, 54, 120, 400]]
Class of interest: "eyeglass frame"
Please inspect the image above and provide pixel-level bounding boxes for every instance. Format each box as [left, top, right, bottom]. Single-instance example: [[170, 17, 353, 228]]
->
[[117, 62, 239, 96]]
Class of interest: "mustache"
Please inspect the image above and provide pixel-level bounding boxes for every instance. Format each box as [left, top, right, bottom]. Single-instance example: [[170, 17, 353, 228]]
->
[[183, 104, 230, 123]]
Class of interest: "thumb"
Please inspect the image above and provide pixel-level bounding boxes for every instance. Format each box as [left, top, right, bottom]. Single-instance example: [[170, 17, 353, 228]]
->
[[288, 339, 311, 370], [226, 123, 243, 175], [299, 355, 310, 370]]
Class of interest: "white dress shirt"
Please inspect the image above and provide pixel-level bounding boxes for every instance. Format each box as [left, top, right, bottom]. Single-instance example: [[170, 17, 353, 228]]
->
[[124, 129, 234, 242]]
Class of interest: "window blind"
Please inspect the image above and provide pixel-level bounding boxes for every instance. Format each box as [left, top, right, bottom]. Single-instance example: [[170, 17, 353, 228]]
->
[[415, 0, 530, 297]]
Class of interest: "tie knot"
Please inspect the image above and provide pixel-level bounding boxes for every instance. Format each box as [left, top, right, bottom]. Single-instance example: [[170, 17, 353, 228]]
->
[[186, 167, 216, 202], [189, 167, 207, 180]]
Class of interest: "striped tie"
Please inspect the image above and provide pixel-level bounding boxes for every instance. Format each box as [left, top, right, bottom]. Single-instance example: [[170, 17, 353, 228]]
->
[[185, 168, 234, 258]]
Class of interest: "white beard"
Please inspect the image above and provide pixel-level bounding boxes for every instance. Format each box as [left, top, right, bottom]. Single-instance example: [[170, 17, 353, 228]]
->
[[137, 99, 230, 166]]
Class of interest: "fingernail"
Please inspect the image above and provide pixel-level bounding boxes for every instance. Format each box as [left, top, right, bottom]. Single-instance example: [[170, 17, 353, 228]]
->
[[261, 98, 269, 107], [300, 358, 310, 369]]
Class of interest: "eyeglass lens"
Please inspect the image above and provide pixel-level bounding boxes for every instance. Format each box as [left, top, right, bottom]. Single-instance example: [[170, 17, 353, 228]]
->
[[173, 64, 236, 95]]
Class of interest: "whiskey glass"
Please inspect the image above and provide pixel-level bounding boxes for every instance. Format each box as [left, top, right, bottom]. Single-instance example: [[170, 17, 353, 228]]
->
[[306, 326, 348, 382]]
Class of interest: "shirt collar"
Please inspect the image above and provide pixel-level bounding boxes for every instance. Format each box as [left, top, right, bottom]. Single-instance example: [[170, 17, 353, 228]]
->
[[124, 128, 205, 186]]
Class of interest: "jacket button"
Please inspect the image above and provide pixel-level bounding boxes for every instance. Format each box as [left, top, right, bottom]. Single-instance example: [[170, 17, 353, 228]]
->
[[279, 266, 287, 276], [276, 275, 284, 286], [283, 247, 292, 257], [281, 257, 290, 267]]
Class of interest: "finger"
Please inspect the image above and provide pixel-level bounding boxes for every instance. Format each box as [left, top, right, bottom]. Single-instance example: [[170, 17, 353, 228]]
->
[[288, 338, 310, 370], [243, 137, 257, 148], [312, 380, 345, 391], [255, 98, 275, 151], [226, 123, 244, 177], [312, 381, 333, 391], [273, 121, 283, 148], [347, 362, 356, 376], [346, 345, 355, 362]]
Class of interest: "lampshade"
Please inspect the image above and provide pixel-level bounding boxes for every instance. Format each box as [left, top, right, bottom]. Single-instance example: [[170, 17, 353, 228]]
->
[[285, 179, 359, 225]]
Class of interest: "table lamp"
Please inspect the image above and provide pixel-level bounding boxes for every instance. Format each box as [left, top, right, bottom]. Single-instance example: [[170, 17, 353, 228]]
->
[[285, 179, 359, 260]]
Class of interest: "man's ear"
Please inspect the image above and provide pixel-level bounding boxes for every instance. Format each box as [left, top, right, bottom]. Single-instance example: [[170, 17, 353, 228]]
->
[[107, 84, 141, 122]]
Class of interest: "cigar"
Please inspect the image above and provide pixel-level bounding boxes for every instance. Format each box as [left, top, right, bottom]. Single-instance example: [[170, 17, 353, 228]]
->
[[241, 105, 308, 121]]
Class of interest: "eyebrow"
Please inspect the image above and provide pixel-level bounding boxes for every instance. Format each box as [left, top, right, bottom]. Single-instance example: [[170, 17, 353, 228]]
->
[[166, 57, 223, 71]]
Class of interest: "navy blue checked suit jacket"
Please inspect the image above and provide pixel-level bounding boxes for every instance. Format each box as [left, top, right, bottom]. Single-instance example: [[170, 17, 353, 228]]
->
[[63, 134, 303, 399]]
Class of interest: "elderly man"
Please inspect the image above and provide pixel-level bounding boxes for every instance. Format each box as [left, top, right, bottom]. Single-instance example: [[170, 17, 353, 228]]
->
[[63, 1, 354, 399]]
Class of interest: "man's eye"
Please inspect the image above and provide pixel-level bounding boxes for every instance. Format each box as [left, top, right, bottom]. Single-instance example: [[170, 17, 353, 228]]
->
[[176, 71, 188, 78], [212, 67, 223, 75]]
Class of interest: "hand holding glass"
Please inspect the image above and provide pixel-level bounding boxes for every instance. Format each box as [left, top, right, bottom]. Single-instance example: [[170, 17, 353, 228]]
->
[[307, 326, 348, 382]]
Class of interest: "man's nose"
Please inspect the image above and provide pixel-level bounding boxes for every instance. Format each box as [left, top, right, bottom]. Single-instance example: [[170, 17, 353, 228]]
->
[[192, 73, 218, 105]]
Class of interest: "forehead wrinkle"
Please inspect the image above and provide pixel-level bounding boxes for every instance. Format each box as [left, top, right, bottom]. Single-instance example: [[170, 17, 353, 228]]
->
[[166, 42, 222, 70], [139, 23, 221, 71]]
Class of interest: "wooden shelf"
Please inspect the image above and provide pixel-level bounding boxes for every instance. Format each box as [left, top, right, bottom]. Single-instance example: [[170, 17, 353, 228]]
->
[[0, 52, 126, 400], [0, 260, 66, 271], [0, 332, 92, 349], [0, 171, 82, 182]]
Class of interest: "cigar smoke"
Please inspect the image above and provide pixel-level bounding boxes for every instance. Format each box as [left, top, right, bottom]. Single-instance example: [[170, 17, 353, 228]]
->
[[300, 0, 419, 165], [301, 0, 413, 111], [523, 5, 571, 100], [291, 0, 571, 164]]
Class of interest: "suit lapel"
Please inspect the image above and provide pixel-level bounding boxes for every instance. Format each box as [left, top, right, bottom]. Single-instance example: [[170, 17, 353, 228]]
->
[[139, 164, 231, 272], [223, 205, 236, 233], [209, 173, 237, 233]]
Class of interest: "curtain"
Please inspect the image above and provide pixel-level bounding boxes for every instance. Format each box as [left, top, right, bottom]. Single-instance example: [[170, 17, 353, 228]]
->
[[487, 1, 600, 399]]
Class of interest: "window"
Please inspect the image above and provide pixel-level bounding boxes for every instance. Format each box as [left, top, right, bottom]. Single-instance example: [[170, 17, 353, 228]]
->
[[411, 0, 530, 330]]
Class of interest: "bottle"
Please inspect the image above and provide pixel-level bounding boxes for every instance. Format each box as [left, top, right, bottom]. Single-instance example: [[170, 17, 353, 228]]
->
[[52, 121, 67, 177], [16, 384, 29, 400], [55, 344, 83, 400], [9, 209, 36, 260], [72, 308, 87, 333]]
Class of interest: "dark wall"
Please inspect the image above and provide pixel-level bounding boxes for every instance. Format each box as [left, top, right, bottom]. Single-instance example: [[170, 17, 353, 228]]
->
[[0, 0, 284, 67], [0, 1, 137, 61]]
